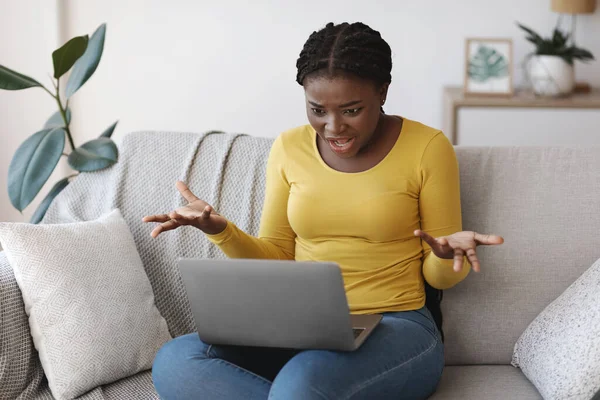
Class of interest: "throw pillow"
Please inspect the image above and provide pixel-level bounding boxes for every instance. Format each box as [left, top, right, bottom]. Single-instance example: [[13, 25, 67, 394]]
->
[[511, 257, 600, 400], [0, 209, 171, 400]]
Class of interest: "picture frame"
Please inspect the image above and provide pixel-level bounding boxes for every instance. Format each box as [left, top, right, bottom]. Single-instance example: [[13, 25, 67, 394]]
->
[[464, 38, 514, 97]]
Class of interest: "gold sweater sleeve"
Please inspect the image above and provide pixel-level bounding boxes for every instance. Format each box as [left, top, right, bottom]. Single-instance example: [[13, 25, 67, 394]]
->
[[205, 135, 296, 260], [419, 132, 470, 289]]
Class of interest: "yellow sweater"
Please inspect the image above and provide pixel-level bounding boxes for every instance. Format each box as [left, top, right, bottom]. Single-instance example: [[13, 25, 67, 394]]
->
[[207, 118, 470, 314]]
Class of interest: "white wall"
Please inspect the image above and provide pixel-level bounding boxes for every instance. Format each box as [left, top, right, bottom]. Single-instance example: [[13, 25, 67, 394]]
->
[[0, 0, 62, 223], [2, 0, 600, 222]]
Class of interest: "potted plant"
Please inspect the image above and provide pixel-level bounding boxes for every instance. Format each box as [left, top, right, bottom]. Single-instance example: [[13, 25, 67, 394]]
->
[[517, 22, 594, 97], [0, 23, 119, 223]]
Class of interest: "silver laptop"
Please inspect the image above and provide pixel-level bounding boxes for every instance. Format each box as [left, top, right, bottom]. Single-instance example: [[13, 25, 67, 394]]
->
[[178, 258, 382, 352]]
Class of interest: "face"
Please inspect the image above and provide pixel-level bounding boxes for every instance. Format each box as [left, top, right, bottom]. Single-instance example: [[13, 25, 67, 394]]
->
[[303, 72, 388, 159]]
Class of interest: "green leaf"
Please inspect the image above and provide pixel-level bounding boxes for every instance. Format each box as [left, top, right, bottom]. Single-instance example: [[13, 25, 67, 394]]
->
[[468, 45, 509, 83], [44, 108, 72, 129], [65, 24, 106, 99], [517, 23, 544, 44], [99, 120, 118, 138], [29, 177, 70, 224], [68, 137, 118, 172], [518, 20, 595, 63], [52, 35, 89, 79], [525, 36, 544, 47], [0, 64, 42, 90], [571, 47, 595, 61], [8, 128, 66, 212], [554, 46, 595, 65], [552, 28, 568, 49]]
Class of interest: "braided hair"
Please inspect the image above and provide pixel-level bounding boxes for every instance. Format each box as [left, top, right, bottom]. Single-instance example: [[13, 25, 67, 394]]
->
[[296, 22, 392, 88], [296, 22, 446, 342]]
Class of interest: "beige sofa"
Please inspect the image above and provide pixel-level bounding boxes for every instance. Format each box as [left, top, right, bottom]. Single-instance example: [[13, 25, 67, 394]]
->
[[431, 146, 600, 399], [1, 131, 598, 399]]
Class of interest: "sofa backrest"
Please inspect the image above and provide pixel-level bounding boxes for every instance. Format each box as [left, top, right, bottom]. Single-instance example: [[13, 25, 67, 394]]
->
[[445, 147, 600, 365], [40, 131, 600, 366]]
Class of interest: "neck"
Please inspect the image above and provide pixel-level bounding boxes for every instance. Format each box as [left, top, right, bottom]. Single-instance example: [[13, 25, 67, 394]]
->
[[358, 113, 387, 155]]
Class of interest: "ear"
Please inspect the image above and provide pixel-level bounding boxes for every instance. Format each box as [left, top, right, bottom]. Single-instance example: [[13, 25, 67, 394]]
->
[[379, 83, 390, 103]]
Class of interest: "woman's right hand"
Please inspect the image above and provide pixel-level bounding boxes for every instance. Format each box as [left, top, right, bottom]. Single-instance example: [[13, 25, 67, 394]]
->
[[142, 181, 227, 237]]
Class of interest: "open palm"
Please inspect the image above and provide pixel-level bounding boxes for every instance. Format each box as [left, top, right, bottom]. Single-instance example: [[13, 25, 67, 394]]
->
[[142, 181, 227, 237], [414, 229, 504, 273]]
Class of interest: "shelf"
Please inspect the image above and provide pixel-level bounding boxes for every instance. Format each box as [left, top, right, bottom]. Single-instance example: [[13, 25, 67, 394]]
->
[[445, 86, 600, 109], [443, 86, 600, 144]]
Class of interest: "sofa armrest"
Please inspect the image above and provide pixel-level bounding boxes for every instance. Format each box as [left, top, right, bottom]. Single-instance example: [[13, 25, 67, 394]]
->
[[0, 251, 45, 398]]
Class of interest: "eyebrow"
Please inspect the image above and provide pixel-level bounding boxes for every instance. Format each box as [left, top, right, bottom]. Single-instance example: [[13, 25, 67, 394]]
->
[[308, 100, 362, 108]]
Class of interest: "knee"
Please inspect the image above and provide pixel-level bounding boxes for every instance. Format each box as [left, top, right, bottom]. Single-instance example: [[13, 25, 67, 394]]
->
[[152, 333, 207, 394], [270, 354, 331, 399], [271, 374, 326, 400]]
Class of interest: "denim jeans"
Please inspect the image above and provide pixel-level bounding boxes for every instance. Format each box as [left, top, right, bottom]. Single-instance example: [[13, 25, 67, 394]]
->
[[152, 306, 444, 400]]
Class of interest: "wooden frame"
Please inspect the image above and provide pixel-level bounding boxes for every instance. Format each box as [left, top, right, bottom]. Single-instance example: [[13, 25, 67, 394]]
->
[[464, 38, 514, 97]]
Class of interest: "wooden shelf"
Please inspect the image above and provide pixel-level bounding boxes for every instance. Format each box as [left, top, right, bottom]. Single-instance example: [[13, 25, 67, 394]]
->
[[445, 86, 600, 108], [443, 86, 600, 144]]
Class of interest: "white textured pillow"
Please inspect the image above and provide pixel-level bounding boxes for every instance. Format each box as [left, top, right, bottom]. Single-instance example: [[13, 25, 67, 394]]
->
[[0, 209, 171, 400], [512, 258, 600, 400]]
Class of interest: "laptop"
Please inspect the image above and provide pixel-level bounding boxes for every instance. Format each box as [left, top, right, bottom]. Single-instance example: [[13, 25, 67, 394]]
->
[[178, 258, 382, 352]]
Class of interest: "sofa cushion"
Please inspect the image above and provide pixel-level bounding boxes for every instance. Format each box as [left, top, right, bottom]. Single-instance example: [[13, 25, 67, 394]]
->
[[0, 209, 171, 400], [511, 257, 600, 400], [429, 365, 541, 400], [444, 147, 600, 365]]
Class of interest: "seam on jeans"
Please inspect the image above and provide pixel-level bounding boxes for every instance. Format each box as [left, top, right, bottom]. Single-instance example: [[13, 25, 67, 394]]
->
[[205, 344, 213, 358], [414, 320, 442, 345], [403, 312, 442, 345], [388, 308, 441, 344], [307, 384, 330, 400], [343, 337, 440, 400], [211, 358, 272, 386]]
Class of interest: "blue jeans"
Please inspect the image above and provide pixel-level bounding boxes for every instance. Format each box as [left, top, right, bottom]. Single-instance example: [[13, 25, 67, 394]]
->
[[152, 306, 444, 399]]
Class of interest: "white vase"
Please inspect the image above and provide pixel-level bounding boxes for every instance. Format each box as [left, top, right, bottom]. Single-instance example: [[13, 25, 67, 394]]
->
[[527, 55, 575, 97]]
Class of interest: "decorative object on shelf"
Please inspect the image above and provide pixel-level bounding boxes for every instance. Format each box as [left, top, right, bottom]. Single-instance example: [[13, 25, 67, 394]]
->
[[518, 15, 595, 97], [464, 38, 513, 97], [0, 23, 119, 223], [550, 0, 597, 93]]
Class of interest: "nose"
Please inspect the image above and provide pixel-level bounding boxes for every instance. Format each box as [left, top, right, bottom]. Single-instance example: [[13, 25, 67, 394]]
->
[[324, 114, 345, 136]]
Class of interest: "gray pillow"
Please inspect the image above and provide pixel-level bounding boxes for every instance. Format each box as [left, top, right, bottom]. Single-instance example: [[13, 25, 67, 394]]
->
[[0, 209, 171, 400], [512, 257, 600, 400]]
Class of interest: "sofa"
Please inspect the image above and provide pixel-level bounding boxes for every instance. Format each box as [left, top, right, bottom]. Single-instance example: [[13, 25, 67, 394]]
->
[[1, 130, 599, 399]]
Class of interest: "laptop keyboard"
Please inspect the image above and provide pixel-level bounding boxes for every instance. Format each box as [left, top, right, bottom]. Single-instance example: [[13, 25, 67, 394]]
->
[[353, 328, 365, 339]]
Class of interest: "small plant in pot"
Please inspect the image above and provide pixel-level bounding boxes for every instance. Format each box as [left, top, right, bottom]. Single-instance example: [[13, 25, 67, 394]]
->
[[517, 22, 594, 97]]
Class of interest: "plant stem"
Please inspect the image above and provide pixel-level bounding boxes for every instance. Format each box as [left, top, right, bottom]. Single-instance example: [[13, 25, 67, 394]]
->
[[54, 79, 76, 151], [42, 85, 55, 98]]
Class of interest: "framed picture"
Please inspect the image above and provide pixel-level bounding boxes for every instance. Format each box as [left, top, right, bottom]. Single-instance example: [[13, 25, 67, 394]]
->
[[464, 38, 513, 97]]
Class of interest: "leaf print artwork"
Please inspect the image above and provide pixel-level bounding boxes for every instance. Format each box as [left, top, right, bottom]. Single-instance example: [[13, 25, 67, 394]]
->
[[468, 45, 509, 83], [464, 38, 513, 95]]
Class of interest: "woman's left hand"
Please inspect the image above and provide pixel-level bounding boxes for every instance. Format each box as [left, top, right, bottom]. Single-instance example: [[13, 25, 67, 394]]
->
[[413, 230, 504, 273]]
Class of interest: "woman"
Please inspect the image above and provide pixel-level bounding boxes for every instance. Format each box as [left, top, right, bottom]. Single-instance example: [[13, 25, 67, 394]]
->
[[145, 22, 503, 400]]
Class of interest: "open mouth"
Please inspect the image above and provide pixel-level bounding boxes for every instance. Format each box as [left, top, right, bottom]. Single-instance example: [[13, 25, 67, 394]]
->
[[327, 137, 356, 154]]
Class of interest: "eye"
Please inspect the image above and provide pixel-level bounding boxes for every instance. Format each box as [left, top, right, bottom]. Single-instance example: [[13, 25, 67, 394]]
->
[[343, 108, 362, 115], [311, 108, 326, 116]]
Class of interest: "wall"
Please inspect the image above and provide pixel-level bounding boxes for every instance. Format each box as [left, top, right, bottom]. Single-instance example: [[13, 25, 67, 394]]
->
[[0, 0, 61, 223], [1, 0, 600, 222]]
